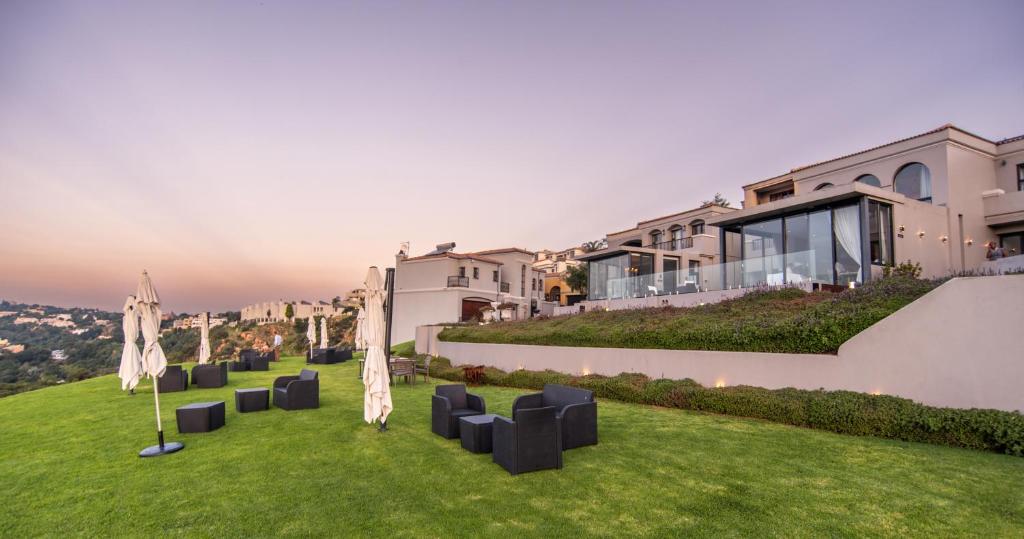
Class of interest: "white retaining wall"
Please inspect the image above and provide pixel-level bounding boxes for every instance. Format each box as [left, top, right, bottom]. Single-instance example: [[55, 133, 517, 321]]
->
[[435, 276, 1024, 412]]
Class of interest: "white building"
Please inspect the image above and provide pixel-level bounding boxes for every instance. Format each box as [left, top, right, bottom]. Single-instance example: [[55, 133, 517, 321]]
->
[[391, 243, 546, 344], [240, 300, 346, 324]]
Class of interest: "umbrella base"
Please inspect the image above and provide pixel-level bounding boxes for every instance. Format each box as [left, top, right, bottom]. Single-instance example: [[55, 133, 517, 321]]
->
[[139, 442, 184, 458]]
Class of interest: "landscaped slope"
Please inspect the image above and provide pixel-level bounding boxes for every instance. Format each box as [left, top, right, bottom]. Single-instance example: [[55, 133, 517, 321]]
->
[[2, 356, 1023, 536], [440, 276, 938, 353]]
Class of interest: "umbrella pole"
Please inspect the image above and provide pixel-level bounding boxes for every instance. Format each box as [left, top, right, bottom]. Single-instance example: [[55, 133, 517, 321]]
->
[[139, 374, 184, 457]]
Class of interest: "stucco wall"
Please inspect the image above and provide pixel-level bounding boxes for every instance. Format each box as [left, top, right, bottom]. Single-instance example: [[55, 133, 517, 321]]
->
[[437, 276, 1024, 412]]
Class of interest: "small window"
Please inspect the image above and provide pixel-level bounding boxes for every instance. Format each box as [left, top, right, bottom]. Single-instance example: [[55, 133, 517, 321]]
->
[[458, 267, 466, 277], [650, 230, 662, 246], [521, 265, 526, 296], [768, 189, 794, 202], [690, 220, 705, 235], [893, 162, 932, 202], [531, 278, 536, 291], [855, 174, 881, 187], [814, 183, 834, 191], [492, 270, 498, 282], [472, 267, 479, 279], [1018, 164, 1024, 192]]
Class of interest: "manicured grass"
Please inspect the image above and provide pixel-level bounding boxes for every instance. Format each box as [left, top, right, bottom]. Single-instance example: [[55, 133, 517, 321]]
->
[[2, 356, 1023, 536], [440, 277, 939, 353]]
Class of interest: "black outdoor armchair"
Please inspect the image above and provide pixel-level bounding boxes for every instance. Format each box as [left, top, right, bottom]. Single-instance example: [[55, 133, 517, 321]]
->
[[249, 354, 270, 371], [273, 369, 319, 410], [512, 384, 597, 450], [191, 362, 228, 389], [431, 384, 486, 438], [492, 406, 563, 475], [157, 365, 188, 392]]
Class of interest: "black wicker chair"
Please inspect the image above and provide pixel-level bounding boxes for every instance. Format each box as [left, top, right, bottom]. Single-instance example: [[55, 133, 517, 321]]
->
[[492, 406, 563, 475], [191, 362, 228, 389], [512, 384, 597, 450], [157, 365, 188, 392], [431, 384, 486, 438], [249, 354, 270, 371], [273, 369, 319, 410]]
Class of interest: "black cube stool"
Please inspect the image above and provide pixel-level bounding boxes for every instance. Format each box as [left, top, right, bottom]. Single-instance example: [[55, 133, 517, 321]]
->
[[176, 401, 226, 433], [459, 414, 498, 454], [235, 388, 270, 413]]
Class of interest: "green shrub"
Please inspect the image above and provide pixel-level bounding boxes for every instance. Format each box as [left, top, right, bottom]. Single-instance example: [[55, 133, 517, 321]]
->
[[422, 356, 1024, 456], [439, 276, 938, 354]]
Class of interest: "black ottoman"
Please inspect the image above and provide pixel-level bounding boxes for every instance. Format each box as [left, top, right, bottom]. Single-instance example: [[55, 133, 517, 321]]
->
[[235, 388, 270, 413], [229, 360, 250, 372], [460, 414, 498, 454], [176, 401, 226, 433]]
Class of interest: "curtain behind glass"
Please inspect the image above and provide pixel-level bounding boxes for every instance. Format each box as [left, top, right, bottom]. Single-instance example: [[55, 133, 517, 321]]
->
[[833, 205, 862, 284]]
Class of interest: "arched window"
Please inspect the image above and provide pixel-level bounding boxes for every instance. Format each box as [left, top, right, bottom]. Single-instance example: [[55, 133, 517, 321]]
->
[[893, 163, 932, 202], [814, 183, 834, 191], [650, 229, 662, 246], [690, 220, 705, 235], [669, 225, 683, 249], [855, 174, 881, 187]]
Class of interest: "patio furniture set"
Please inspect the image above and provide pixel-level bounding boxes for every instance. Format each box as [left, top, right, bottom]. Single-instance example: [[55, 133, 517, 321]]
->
[[307, 347, 353, 365], [232, 349, 273, 372], [431, 383, 598, 475], [174, 368, 320, 433]]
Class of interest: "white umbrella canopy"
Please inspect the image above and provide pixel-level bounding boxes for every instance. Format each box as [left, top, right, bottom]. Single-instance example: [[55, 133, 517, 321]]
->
[[118, 295, 143, 391], [354, 307, 366, 350], [198, 312, 211, 364], [306, 316, 317, 349], [363, 267, 393, 425], [136, 272, 167, 379], [320, 316, 329, 349]]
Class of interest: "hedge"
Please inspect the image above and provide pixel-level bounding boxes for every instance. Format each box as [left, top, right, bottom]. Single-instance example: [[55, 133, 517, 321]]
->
[[438, 276, 940, 354], [423, 356, 1024, 456]]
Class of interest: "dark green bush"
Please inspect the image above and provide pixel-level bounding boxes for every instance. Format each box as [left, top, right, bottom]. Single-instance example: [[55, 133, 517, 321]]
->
[[422, 356, 1024, 456], [439, 276, 939, 354]]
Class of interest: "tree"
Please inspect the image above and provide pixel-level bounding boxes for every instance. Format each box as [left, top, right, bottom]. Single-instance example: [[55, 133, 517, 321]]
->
[[564, 265, 588, 297], [284, 303, 294, 321], [581, 239, 606, 253], [331, 296, 341, 309], [701, 193, 731, 208]]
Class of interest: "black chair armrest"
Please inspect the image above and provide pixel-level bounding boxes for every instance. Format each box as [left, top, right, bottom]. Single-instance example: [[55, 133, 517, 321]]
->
[[274, 375, 299, 389], [511, 392, 544, 413], [431, 394, 452, 412], [466, 393, 486, 413], [287, 379, 319, 409], [559, 401, 598, 449], [492, 416, 516, 471], [559, 401, 596, 420]]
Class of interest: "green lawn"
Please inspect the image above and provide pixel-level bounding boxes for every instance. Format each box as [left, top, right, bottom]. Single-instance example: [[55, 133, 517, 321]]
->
[[1, 355, 1022, 537]]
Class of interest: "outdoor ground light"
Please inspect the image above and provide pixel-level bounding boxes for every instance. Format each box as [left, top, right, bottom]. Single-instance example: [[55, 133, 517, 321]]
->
[[715, 379, 726, 388]]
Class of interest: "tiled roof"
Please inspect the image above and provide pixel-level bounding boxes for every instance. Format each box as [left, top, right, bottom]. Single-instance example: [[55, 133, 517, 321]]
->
[[745, 124, 1012, 189], [997, 134, 1024, 145], [402, 252, 503, 265], [471, 247, 535, 256]]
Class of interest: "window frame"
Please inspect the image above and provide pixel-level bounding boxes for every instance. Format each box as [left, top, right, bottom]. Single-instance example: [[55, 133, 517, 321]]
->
[[893, 162, 932, 203]]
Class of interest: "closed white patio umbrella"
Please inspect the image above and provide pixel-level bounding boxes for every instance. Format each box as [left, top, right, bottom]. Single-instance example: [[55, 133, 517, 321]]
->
[[136, 271, 183, 457], [306, 315, 317, 358], [354, 307, 366, 351], [118, 295, 143, 392], [198, 312, 211, 364], [320, 316, 329, 349], [363, 267, 393, 429]]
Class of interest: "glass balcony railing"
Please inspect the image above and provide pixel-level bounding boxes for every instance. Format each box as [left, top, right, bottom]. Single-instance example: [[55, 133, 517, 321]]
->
[[588, 249, 850, 300]]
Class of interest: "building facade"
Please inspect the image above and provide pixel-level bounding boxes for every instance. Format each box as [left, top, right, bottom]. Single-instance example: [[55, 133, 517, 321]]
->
[[579, 204, 736, 300], [707, 125, 1024, 287], [533, 246, 586, 305], [391, 243, 546, 344], [240, 300, 345, 324]]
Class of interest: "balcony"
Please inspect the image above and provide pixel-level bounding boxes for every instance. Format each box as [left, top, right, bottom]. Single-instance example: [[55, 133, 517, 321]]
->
[[643, 237, 694, 251], [983, 189, 1024, 226], [447, 276, 469, 288]]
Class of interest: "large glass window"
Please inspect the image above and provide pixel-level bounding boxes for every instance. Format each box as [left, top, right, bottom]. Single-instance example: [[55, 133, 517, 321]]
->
[[784, 214, 810, 283], [894, 163, 932, 202], [691, 220, 705, 235], [588, 252, 654, 299], [808, 210, 834, 284], [723, 228, 742, 288], [663, 257, 679, 293], [856, 174, 881, 187], [832, 204, 862, 285], [742, 218, 783, 286], [1000, 233, 1023, 257], [868, 200, 893, 266]]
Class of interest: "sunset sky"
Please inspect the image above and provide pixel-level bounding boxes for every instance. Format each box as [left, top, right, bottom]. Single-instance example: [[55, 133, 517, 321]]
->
[[2, 0, 1022, 313]]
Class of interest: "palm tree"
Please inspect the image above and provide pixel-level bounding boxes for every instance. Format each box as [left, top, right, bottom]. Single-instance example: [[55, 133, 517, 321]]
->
[[581, 239, 606, 253]]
